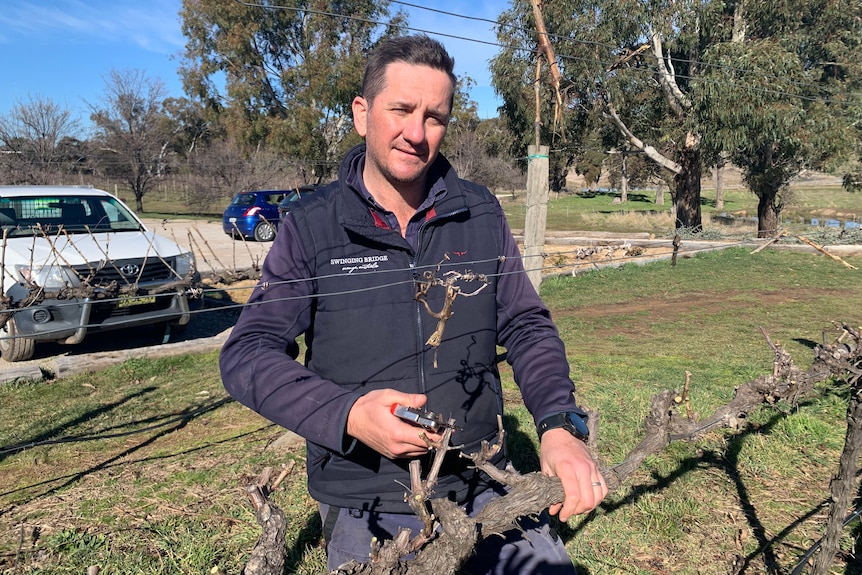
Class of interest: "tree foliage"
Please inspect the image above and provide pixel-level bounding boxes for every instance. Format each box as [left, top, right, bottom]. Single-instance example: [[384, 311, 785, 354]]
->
[[490, 0, 861, 236], [490, 0, 708, 229], [695, 0, 862, 236], [442, 79, 524, 193], [179, 0, 406, 183]]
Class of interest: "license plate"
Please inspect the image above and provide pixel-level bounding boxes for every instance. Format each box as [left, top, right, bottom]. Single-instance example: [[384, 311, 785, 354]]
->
[[118, 295, 157, 308], [228, 217, 237, 223]]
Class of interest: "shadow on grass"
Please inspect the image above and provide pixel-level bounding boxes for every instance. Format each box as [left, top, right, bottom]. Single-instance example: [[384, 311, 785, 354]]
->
[[0, 396, 234, 502], [0, 385, 160, 465], [573, 190, 653, 205], [792, 337, 820, 351], [284, 511, 324, 574]]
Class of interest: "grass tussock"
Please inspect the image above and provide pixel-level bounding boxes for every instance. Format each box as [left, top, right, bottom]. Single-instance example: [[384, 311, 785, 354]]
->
[[1, 248, 861, 574]]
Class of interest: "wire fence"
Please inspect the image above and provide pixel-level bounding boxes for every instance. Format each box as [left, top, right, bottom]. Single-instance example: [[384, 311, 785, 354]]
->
[[0, 233, 809, 346]]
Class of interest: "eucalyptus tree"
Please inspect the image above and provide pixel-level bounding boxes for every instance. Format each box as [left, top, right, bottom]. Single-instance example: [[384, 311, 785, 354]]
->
[[179, 0, 405, 181], [161, 96, 216, 158], [89, 69, 172, 212], [491, 0, 714, 231], [695, 0, 862, 236], [492, 0, 861, 237], [0, 95, 82, 185]]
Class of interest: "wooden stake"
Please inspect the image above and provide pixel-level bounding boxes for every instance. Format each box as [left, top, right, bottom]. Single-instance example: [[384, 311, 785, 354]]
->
[[796, 235, 857, 270]]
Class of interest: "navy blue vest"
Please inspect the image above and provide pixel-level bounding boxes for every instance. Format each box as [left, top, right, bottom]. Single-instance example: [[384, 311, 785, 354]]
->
[[290, 146, 508, 512]]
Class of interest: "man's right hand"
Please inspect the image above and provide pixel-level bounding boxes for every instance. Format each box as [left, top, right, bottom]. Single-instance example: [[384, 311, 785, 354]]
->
[[346, 389, 442, 459]]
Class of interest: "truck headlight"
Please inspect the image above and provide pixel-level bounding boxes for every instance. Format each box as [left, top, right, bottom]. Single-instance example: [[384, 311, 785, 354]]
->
[[174, 251, 196, 278], [15, 264, 82, 290]]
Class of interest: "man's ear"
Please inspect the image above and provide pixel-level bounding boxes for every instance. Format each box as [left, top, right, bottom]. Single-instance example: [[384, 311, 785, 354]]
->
[[352, 96, 368, 137]]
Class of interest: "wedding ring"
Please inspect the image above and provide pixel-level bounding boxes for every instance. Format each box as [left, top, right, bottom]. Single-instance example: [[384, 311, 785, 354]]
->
[[591, 482, 602, 486]]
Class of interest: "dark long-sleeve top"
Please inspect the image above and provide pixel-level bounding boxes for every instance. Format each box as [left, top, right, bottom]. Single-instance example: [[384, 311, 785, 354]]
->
[[219, 146, 583, 510]]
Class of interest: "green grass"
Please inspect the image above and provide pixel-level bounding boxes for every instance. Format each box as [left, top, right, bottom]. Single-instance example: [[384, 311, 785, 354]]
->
[[1, 248, 861, 574]]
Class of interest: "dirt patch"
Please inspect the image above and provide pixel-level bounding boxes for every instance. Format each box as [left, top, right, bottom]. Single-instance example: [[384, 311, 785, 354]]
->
[[201, 277, 258, 305], [556, 287, 837, 341]]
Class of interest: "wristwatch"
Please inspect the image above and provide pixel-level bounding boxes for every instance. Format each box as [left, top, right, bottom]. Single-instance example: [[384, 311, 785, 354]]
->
[[537, 411, 590, 442]]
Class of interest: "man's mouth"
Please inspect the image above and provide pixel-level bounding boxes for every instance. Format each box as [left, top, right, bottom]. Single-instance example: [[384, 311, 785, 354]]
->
[[395, 147, 426, 160]]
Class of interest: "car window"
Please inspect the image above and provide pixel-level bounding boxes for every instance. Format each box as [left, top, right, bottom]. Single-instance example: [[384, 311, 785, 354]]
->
[[232, 194, 256, 207], [282, 186, 318, 205], [97, 197, 139, 230], [0, 196, 142, 237]]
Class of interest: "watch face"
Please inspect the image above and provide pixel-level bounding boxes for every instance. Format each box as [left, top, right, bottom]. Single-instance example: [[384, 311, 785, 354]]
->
[[565, 412, 590, 438]]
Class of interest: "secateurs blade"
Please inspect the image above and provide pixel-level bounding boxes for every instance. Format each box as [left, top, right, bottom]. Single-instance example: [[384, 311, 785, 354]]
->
[[391, 404, 461, 433]]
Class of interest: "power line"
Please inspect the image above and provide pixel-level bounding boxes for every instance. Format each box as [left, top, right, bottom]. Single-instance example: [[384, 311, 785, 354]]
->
[[233, 0, 861, 105]]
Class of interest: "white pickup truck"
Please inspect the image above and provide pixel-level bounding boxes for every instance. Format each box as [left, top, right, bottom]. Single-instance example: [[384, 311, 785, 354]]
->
[[0, 186, 198, 362]]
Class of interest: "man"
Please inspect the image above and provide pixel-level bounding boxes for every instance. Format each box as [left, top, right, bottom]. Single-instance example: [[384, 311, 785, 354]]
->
[[220, 34, 606, 573]]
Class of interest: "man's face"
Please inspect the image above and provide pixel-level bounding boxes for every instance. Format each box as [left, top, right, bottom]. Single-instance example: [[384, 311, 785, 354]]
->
[[352, 62, 453, 191]]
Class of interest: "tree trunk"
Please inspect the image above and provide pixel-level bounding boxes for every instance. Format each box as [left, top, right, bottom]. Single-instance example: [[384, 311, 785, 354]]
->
[[673, 147, 702, 231], [755, 190, 780, 239], [620, 152, 628, 203], [715, 152, 728, 211]]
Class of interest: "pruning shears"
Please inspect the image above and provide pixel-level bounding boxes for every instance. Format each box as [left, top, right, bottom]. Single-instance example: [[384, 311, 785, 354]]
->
[[390, 404, 461, 433]]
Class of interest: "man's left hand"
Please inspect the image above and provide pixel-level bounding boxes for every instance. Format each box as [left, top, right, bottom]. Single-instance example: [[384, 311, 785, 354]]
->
[[540, 429, 607, 521]]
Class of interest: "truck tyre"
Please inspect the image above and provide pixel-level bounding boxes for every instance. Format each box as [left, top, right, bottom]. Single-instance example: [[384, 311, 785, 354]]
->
[[0, 316, 36, 362]]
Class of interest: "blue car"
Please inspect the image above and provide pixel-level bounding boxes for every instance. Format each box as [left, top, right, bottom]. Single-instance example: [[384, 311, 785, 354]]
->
[[222, 190, 286, 242]]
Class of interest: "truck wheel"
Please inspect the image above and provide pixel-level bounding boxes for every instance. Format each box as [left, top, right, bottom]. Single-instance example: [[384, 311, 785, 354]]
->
[[253, 221, 276, 242], [0, 316, 36, 362]]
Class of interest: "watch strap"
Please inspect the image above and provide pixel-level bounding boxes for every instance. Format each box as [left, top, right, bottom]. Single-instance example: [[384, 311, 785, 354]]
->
[[536, 411, 589, 442]]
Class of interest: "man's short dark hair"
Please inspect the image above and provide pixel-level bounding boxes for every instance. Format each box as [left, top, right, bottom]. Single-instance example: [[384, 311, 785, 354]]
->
[[361, 35, 456, 106]]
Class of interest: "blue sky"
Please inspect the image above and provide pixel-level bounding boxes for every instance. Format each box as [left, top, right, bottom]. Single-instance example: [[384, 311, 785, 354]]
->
[[0, 0, 505, 135]]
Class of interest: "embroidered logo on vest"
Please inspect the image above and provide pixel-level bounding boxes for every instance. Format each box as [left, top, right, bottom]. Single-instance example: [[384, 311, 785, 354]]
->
[[330, 254, 390, 273]]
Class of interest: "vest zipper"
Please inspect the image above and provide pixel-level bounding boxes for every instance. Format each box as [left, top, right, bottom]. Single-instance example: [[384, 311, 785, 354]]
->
[[408, 208, 467, 393], [412, 204, 468, 393], [408, 255, 426, 393]]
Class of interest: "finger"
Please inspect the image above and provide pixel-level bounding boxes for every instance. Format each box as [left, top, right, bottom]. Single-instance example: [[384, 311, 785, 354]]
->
[[591, 474, 609, 498], [389, 392, 427, 409]]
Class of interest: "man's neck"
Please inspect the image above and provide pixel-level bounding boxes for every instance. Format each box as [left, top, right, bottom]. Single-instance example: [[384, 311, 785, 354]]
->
[[363, 170, 428, 236]]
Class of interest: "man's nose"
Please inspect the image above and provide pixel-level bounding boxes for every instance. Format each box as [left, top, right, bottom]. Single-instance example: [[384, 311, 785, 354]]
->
[[401, 113, 426, 144]]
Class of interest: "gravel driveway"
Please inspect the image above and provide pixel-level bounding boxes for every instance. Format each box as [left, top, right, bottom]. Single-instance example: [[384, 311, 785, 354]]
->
[[144, 218, 273, 277]]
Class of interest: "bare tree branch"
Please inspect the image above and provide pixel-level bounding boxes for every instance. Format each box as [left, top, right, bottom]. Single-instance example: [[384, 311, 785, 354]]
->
[[603, 101, 682, 174], [648, 29, 692, 117]]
